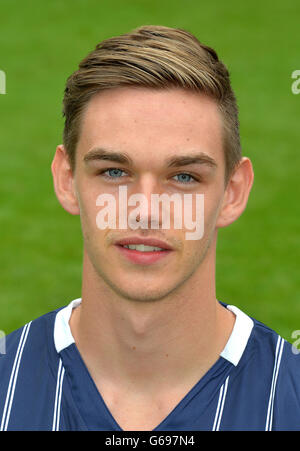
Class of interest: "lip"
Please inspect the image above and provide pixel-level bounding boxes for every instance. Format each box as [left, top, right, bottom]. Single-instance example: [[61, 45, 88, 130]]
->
[[114, 236, 173, 265], [115, 236, 173, 250]]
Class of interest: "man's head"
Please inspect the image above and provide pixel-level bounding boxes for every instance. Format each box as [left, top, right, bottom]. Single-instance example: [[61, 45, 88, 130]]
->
[[51, 26, 253, 304], [62, 25, 241, 185]]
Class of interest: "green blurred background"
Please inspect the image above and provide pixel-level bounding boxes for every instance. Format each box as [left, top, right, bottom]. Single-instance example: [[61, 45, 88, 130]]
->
[[0, 0, 299, 340]]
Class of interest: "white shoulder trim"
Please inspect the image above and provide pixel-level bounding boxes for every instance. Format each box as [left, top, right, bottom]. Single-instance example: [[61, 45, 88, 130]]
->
[[54, 298, 82, 353], [220, 304, 254, 366]]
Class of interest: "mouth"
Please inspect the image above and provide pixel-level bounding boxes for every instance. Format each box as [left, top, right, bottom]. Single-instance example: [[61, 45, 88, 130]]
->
[[120, 244, 166, 252], [114, 237, 173, 265]]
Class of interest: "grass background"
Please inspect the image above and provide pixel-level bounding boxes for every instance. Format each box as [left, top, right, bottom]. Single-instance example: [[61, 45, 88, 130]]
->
[[0, 0, 299, 341]]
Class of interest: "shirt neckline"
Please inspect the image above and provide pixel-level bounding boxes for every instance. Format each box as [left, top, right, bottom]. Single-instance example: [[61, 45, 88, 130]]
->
[[54, 298, 254, 367]]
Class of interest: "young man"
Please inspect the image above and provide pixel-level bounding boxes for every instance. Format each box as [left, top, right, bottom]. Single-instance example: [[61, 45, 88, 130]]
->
[[0, 25, 299, 431]]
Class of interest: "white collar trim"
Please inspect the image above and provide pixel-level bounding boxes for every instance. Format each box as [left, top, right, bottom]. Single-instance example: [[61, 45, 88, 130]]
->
[[54, 298, 81, 353], [220, 304, 254, 366], [54, 299, 253, 366]]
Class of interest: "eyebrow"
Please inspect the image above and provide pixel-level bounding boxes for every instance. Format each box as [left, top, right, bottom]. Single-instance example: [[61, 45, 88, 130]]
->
[[166, 153, 217, 169], [83, 147, 217, 169], [83, 148, 133, 165]]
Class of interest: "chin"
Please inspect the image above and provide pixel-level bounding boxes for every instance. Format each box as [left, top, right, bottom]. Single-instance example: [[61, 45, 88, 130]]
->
[[119, 287, 173, 303], [108, 277, 178, 304]]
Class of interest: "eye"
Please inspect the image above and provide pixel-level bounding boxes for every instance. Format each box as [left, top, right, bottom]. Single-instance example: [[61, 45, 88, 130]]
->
[[172, 173, 197, 184], [99, 168, 128, 179]]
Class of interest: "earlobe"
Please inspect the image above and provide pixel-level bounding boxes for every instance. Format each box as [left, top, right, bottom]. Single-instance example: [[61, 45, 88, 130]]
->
[[51, 145, 80, 216], [216, 157, 254, 229]]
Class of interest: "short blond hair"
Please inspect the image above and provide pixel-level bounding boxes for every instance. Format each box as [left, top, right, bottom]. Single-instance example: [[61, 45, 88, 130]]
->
[[62, 25, 241, 183]]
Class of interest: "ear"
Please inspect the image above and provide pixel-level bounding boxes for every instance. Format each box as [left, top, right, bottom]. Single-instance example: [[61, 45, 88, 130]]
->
[[51, 145, 80, 215], [216, 157, 254, 228]]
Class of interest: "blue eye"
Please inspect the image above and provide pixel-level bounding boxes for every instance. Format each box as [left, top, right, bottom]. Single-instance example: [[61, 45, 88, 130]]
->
[[103, 168, 126, 178], [173, 173, 196, 183]]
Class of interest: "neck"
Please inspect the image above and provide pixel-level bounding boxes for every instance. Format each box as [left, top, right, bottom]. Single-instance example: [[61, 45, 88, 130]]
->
[[69, 245, 235, 396]]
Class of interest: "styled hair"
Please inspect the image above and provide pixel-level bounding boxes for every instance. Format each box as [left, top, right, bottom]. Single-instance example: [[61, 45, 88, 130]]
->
[[62, 25, 241, 183]]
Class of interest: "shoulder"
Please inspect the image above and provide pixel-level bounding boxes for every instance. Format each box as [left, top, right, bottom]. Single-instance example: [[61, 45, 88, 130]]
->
[[246, 315, 300, 430], [224, 305, 300, 430], [1, 307, 61, 353], [270, 330, 300, 430], [249, 315, 297, 368], [245, 314, 299, 378], [0, 307, 63, 391], [0, 308, 66, 431]]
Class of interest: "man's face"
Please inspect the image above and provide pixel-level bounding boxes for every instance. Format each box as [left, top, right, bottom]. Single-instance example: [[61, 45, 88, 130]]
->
[[72, 87, 227, 302]]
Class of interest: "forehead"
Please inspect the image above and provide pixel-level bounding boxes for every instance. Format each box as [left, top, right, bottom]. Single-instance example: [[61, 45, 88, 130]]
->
[[76, 86, 225, 169]]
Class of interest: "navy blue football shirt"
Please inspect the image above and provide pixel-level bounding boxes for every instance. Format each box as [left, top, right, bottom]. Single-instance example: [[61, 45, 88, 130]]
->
[[1, 298, 300, 431]]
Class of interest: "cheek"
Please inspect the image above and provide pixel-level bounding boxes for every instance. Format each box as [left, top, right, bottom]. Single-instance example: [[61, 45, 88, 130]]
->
[[76, 189, 100, 242], [203, 188, 224, 229], [180, 191, 221, 242], [179, 193, 221, 255]]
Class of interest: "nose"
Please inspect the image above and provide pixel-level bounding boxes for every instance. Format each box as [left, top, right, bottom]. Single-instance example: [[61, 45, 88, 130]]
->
[[127, 174, 162, 231]]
